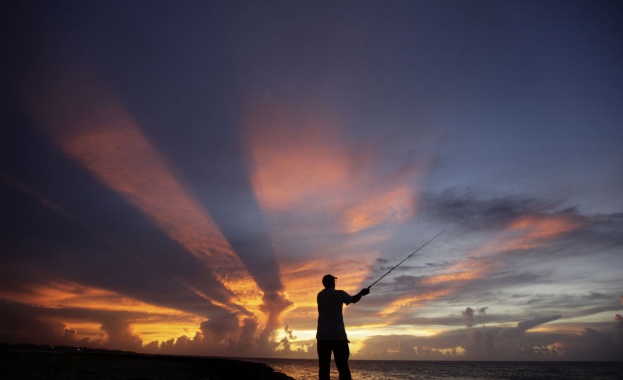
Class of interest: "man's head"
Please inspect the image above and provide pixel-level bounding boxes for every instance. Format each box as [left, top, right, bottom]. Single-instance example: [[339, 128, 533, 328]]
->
[[322, 274, 337, 289]]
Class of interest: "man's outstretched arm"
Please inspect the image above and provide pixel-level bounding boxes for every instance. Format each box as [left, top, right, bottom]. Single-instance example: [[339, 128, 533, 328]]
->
[[351, 288, 370, 304]]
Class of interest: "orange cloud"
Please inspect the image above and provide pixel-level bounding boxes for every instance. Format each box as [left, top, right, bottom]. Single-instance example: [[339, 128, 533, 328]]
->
[[241, 99, 426, 330], [243, 103, 352, 212], [420, 266, 491, 285], [242, 100, 419, 234], [506, 214, 580, 246], [340, 185, 415, 234], [475, 214, 581, 255], [241, 99, 436, 336], [380, 288, 453, 317], [19, 66, 262, 313], [3, 280, 204, 347], [420, 250, 497, 285], [58, 127, 259, 298], [380, 213, 582, 318], [0, 279, 188, 316]]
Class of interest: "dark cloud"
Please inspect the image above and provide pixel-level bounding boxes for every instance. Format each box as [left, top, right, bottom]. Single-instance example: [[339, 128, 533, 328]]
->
[[0, 301, 70, 346], [460, 307, 490, 328], [563, 328, 623, 361], [359, 209, 621, 314], [462, 307, 475, 327], [357, 332, 466, 360], [99, 317, 143, 352], [419, 190, 561, 231], [359, 323, 623, 361], [0, 295, 292, 357], [467, 328, 560, 360], [233, 317, 260, 353], [284, 324, 296, 341], [0, 168, 244, 316], [497, 291, 623, 321], [155, 333, 204, 356], [200, 312, 240, 343], [259, 291, 294, 348], [503, 315, 561, 340], [360, 313, 618, 361], [420, 190, 623, 256], [0, 299, 182, 350], [462, 314, 565, 360]]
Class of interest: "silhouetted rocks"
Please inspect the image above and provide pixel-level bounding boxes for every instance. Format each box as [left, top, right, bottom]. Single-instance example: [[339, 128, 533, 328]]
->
[[0, 345, 294, 379]]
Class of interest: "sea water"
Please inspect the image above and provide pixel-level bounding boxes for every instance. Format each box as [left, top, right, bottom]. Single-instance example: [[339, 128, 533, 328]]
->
[[252, 359, 623, 380]]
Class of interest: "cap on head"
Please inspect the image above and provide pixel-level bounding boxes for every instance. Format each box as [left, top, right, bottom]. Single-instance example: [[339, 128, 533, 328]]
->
[[322, 274, 337, 288]]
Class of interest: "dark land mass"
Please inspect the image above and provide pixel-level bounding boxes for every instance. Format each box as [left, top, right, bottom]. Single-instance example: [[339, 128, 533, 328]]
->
[[0, 344, 294, 380]]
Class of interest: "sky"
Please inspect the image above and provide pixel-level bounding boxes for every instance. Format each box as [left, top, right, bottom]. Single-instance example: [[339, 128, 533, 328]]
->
[[1, 0, 622, 361]]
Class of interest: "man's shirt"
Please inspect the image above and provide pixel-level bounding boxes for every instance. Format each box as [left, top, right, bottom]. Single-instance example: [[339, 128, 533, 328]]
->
[[316, 288, 353, 340]]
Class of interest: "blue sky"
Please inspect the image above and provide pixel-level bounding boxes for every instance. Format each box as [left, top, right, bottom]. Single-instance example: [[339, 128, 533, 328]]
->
[[1, 1, 622, 360]]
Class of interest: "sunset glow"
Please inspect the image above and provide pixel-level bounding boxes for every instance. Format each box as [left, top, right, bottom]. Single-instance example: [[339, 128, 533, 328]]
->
[[2, 1, 622, 362], [20, 68, 266, 316]]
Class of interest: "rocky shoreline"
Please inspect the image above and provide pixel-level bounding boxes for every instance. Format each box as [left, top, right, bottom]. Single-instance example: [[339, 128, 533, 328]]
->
[[1, 347, 294, 380]]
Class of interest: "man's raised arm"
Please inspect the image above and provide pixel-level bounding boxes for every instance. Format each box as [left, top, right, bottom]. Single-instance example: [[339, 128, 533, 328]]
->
[[351, 288, 370, 304]]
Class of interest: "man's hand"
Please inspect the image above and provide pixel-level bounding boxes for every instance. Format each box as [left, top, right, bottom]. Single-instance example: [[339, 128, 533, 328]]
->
[[361, 288, 370, 296]]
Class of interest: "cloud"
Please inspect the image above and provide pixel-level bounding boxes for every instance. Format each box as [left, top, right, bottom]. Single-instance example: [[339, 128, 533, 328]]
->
[[100, 317, 143, 352], [379, 288, 453, 317], [3, 1, 622, 361], [284, 324, 296, 340], [356, 332, 465, 360], [420, 191, 623, 256], [276, 326, 297, 355], [357, 320, 623, 361], [200, 311, 240, 344], [458, 312, 566, 360], [242, 97, 423, 235], [361, 192, 587, 288], [14, 43, 299, 350], [562, 328, 623, 361], [458, 306, 489, 328], [0, 295, 299, 358], [19, 62, 264, 311], [0, 298, 180, 351], [366, 308, 623, 360], [502, 315, 562, 340], [418, 190, 560, 231], [234, 317, 260, 353], [462, 307, 475, 327], [0, 300, 70, 346]]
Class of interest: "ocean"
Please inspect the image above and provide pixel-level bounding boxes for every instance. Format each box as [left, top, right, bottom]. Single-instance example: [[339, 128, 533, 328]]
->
[[252, 359, 623, 380]]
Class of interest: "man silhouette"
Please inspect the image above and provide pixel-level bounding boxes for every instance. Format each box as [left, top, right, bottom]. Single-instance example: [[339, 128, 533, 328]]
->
[[316, 274, 370, 380]]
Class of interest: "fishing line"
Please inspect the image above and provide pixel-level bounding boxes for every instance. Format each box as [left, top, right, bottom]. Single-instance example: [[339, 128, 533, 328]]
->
[[366, 229, 446, 290]]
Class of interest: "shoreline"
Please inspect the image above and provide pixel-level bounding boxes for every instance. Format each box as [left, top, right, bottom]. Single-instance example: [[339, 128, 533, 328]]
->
[[0, 347, 294, 380]]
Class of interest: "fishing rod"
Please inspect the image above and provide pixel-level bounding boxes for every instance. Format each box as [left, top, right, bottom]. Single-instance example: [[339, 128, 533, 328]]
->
[[366, 229, 446, 290]]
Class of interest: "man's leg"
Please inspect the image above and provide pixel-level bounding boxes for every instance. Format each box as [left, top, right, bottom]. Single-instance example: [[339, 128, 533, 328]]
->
[[333, 340, 352, 380], [317, 339, 332, 380]]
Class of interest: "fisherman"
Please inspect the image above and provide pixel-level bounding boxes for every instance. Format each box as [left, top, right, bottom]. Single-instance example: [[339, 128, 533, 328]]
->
[[316, 274, 370, 380]]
